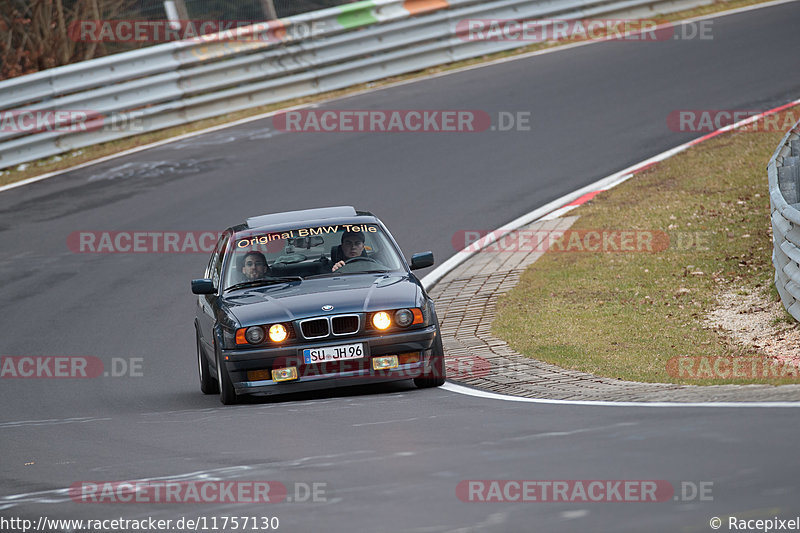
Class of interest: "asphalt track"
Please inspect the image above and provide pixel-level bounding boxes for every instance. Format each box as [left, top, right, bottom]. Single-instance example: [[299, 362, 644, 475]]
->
[[1, 3, 800, 532]]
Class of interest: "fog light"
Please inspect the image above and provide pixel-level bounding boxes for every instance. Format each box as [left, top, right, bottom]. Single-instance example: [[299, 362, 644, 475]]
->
[[372, 311, 391, 330], [373, 355, 399, 370], [272, 367, 298, 382], [269, 323, 288, 342]]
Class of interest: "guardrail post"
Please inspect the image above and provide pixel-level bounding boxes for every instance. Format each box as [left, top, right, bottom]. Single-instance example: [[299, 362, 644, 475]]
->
[[261, 0, 278, 20]]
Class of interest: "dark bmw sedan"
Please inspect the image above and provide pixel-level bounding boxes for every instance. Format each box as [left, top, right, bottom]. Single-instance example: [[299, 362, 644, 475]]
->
[[191, 206, 445, 404]]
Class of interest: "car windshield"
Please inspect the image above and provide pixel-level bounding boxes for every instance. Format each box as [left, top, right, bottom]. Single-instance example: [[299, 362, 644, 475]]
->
[[222, 222, 405, 289]]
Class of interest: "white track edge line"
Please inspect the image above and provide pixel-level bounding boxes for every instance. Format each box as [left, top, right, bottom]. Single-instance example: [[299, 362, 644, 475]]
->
[[441, 382, 800, 407]]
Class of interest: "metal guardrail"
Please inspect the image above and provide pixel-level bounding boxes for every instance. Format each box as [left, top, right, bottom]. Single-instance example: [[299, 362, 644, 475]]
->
[[769, 120, 800, 320], [0, 0, 715, 170]]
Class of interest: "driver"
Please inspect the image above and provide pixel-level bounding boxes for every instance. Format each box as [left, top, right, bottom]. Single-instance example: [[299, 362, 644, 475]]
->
[[241, 251, 270, 280], [331, 230, 366, 272]]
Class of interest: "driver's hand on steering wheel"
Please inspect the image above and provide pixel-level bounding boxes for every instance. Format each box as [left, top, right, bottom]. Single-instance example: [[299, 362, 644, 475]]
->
[[332, 256, 375, 271], [335, 234, 366, 271]]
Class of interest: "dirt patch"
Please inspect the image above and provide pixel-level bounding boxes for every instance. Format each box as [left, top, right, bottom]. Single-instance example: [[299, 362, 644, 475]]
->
[[706, 287, 800, 366]]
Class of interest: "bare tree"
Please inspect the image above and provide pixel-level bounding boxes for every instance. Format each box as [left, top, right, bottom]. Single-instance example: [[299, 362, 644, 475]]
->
[[0, 0, 131, 80]]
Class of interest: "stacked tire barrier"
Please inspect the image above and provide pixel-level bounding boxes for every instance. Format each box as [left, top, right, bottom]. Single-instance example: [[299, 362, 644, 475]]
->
[[769, 119, 800, 320], [0, 0, 716, 170]]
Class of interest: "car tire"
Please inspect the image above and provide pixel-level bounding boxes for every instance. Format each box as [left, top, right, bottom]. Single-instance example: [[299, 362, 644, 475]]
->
[[216, 343, 239, 405], [197, 330, 219, 394], [414, 334, 446, 389]]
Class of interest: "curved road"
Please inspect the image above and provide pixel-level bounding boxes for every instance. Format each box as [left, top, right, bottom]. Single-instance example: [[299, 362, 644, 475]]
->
[[2, 3, 800, 532]]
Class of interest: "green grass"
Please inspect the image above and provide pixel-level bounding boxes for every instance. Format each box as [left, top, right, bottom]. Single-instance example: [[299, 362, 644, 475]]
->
[[493, 109, 800, 385]]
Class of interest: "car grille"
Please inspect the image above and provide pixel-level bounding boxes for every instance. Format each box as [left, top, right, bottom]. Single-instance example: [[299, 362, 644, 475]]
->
[[331, 315, 359, 335], [301, 319, 329, 339]]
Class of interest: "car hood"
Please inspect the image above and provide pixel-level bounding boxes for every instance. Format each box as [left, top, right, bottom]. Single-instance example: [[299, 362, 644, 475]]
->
[[221, 274, 420, 326]]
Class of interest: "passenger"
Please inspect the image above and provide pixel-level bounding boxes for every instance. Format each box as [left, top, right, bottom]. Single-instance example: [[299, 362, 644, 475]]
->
[[331, 230, 367, 272], [241, 251, 269, 280]]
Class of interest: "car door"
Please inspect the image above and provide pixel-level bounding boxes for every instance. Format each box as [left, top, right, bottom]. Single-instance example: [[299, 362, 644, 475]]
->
[[197, 230, 230, 356]]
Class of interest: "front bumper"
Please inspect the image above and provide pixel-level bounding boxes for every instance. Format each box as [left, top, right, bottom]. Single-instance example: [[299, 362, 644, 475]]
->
[[221, 325, 439, 396]]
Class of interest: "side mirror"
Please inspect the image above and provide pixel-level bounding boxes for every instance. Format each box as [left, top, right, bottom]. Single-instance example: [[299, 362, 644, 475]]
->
[[191, 279, 216, 294], [410, 251, 434, 270]]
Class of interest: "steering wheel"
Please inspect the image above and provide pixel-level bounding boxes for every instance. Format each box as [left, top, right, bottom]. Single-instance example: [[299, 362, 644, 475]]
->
[[344, 256, 378, 264]]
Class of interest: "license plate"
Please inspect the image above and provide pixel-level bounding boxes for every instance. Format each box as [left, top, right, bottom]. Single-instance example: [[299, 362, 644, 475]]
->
[[303, 343, 365, 364]]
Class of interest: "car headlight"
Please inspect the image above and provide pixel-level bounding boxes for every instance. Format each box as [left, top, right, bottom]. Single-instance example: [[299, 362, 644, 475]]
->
[[244, 326, 265, 344], [394, 308, 414, 327], [269, 323, 288, 342], [372, 311, 392, 330]]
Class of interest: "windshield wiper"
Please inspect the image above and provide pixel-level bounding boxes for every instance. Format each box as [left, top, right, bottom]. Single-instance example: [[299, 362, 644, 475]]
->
[[224, 277, 303, 292], [306, 269, 392, 279]]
